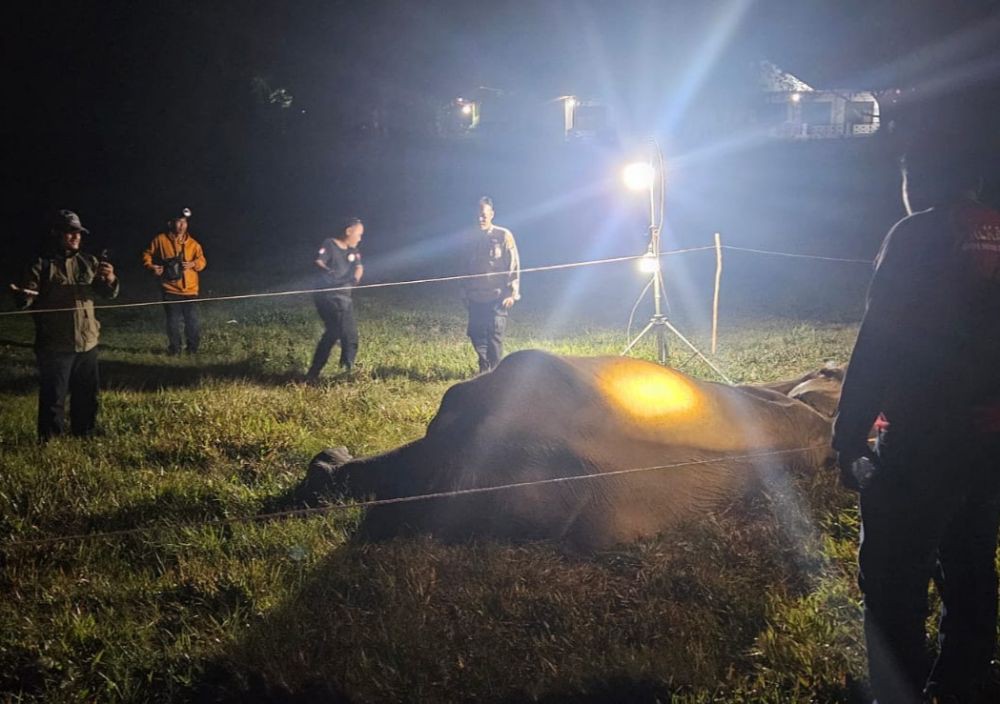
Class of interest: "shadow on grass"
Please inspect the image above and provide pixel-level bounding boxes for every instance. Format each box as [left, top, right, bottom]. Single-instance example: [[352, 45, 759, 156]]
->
[[184, 506, 813, 704], [0, 359, 304, 394], [186, 540, 701, 703], [97, 342, 173, 354], [367, 363, 470, 383], [0, 337, 33, 350], [190, 669, 353, 704], [0, 339, 38, 394], [0, 374, 36, 394], [13, 488, 242, 549], [105, 360, 301, 391], [180, 464, 903, 703], [497, 678, 675, 703], [190, 670, 683, 704], [0, 343, 556, 391], [0, 336, 213, 355]]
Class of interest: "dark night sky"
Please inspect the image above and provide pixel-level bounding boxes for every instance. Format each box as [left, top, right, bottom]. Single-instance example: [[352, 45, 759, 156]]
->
[[4, 0, 1000, 283], [10, 1, 998, 153]]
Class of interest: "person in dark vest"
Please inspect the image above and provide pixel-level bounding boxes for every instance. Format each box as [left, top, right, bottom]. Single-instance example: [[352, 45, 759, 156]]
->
[[833, 126, 1000, 703], [461, 196, 520, 373], [141, 208, 207, 355], [9, 210, 119, 440], [305, 217, 364, 382]]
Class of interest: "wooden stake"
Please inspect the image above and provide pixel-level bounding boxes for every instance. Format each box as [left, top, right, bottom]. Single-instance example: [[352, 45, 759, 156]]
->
[[712, 232, 723, 355]]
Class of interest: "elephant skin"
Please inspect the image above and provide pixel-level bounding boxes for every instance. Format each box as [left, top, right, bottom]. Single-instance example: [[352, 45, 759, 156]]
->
[[303, 350, 842, 551]]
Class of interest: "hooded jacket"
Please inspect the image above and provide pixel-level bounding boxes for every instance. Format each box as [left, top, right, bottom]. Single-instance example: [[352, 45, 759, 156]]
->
[[142, 233, 207, 295]]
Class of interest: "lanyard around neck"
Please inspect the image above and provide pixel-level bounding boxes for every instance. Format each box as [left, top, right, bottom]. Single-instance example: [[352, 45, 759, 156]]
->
[[169, 235, 187, 259]]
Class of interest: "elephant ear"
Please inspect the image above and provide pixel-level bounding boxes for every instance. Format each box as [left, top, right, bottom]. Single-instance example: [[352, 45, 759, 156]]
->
[[298, 446, 354, 503], [787, 377, 842, 418], [819, 362, 846, 382]]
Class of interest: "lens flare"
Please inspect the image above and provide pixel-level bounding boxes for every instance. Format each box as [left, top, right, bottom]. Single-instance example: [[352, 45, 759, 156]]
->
[[638, 251, 659, 273], [623, 162, 655, 191]]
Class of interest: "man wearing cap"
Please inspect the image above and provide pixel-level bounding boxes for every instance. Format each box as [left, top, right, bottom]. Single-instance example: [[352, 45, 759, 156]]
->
[[305, 217, 364, 382], [142, 209, 207, 355], [10, 210, 119, 440], [461, 196, 520, 373]]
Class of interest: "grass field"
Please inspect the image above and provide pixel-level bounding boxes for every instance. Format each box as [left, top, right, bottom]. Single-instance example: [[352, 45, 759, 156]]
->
[[0, 275, 885, 702]]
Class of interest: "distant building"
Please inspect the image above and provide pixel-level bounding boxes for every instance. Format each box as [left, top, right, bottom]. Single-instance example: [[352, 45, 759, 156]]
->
[[439, 89, 611, 143], [556, 95, 610, 141], [437, 87, 511, 138], [437, 62, 880, 144], [754, 61, 880, 140]]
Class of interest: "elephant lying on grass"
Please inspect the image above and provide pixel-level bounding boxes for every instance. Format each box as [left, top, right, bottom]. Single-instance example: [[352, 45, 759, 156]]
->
[[300, 350, 843, 551]]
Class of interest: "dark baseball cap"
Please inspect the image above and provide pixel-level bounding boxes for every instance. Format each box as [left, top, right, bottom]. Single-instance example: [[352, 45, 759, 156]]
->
[[50, 209, 89, 234]]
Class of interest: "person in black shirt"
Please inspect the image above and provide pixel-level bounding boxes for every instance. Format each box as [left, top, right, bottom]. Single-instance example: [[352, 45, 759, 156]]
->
[[306, 217, 364, 382]]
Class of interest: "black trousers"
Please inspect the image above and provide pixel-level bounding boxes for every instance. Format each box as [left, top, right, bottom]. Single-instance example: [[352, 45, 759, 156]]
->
[[308, 296, 358, 376], [163, 292, 201, 353], [36, 347, 100, 440], [466, 300, 507, 373], [859, 423, 1000, 704]]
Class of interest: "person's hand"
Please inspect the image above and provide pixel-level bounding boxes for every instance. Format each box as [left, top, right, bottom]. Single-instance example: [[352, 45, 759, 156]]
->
[[353, 264, 364, 283], [9, 283, 39, 297], [182, 261, 196, 270], [501, 296, 515, 310], [834, 443, 871, 492], [152, 265, 164, 276], [97, 261, 116, 283]]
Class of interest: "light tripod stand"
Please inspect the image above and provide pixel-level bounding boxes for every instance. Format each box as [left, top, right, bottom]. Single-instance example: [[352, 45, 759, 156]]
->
[[620, 145, 731, 382]]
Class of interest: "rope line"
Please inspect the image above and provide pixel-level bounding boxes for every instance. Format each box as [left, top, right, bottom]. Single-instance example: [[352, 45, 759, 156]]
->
[[2, 444, 827, 551], [0, 243, 875, 318], [0, 247, 715, 317], [722, 245, 873, 265]]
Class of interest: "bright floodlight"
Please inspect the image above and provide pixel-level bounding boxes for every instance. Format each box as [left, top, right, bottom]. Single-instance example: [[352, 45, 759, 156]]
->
[[638, 250, 659, 273], [566, 97, 577, 108], [460, 103, 473, 115], [623, 162, 655, 191], [790, 92, 802, 103]]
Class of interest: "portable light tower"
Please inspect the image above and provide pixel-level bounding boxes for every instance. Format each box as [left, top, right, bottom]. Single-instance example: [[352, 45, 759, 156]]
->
[[621, 143, 731, 382]]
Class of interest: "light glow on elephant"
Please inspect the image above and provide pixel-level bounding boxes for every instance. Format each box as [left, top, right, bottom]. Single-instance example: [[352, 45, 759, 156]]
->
[[597, 360, 701, 419]]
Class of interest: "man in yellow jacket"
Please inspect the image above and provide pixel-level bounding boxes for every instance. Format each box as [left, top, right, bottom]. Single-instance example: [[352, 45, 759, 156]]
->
[[142, 208, 207, 354]]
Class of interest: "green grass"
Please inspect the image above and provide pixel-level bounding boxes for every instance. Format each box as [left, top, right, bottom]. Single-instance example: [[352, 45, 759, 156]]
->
[[0, 285, 877, 702]]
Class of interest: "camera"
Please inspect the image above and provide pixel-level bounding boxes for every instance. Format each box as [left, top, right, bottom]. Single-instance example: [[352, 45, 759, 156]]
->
[[851, 455, 878, 490], [161, 255, 184, 282]]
